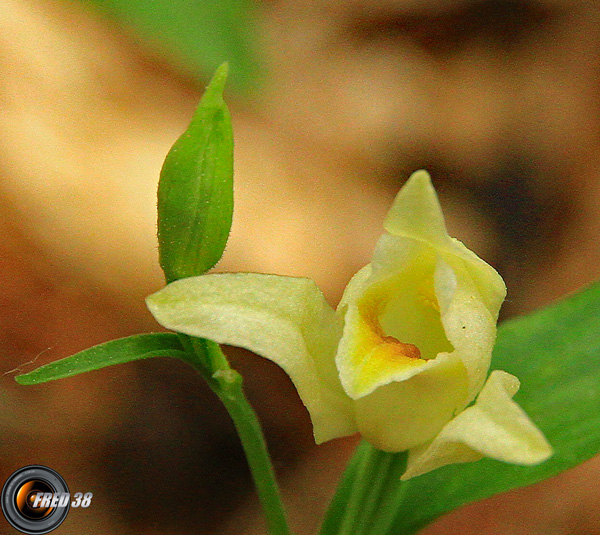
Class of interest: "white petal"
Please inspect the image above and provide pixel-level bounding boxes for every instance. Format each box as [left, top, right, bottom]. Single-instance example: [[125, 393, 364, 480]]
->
[[146, 273, 356, 443], [354, 353, 469, 452], [446, 238, 506, 319], [384, 170, 448, 245], [402, 370, 553, 480], [434, 255, 502, 401], [385, 168, 506, 323], [337, 264, 372, 313]]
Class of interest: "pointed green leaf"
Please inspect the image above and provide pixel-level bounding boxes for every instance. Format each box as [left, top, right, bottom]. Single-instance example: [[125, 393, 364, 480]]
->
[[15, 333, 187, 385], [321, 280, 600, 535], [158, 63, 233, 283]]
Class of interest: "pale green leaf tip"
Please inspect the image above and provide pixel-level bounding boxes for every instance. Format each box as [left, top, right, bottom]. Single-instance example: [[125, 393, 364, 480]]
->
[[14, 373, 39, 386], [199, 62, 229, 109]]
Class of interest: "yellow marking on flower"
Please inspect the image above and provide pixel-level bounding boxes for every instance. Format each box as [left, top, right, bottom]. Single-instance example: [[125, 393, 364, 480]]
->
[[349, 283, 428, 394]]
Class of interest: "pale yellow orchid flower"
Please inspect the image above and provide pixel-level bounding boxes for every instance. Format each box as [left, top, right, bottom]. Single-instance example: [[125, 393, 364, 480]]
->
[[146, 170, 552, 479]]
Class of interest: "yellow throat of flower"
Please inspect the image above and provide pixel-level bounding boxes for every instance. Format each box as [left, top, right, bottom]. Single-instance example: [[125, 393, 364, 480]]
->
[[350, 286, 427, 394], [346, 259, 456, 399]]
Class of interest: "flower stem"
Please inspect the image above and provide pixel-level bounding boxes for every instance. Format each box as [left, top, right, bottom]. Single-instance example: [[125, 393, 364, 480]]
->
[[180, 335, 292, 535], [355, 447, 409, 535], [351, 450, 394, 534], [319, 441, 408, 535], [336, 444, 380, 535]]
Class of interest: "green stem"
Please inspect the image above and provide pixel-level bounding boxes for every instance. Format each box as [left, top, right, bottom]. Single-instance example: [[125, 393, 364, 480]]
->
[[336, 443, 380, 535], [217, 379, 292, 535], [319, 441, 408, 535], [366, 452, 409, 535], [181, 335, 292, 535], [351, 450, 394, 535]]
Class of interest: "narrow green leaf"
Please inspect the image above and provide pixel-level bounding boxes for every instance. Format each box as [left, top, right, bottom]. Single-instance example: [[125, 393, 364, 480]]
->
[[15, 333, 186, 385], [321, 281, 600, 535], [158, 63, 234, 283]]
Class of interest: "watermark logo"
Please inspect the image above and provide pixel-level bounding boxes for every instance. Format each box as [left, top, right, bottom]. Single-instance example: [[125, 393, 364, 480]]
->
[[1, 466, 92, 534]]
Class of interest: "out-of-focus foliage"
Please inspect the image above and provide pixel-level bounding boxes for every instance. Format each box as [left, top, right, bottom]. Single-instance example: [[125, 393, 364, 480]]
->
[[76, 0, 263, 91]]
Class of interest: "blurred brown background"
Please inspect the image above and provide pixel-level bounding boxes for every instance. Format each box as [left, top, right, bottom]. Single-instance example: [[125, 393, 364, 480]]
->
[[2, 0, 600, 533]]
